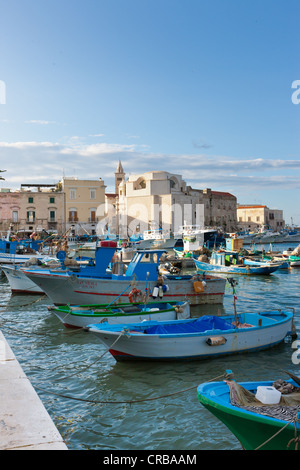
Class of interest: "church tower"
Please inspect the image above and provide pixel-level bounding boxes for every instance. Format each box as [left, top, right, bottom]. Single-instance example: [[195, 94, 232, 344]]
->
[[115, 160, 125, 195]]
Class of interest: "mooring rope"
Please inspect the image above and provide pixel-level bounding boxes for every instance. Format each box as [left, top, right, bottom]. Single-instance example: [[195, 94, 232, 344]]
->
[[254, 415, 300, 450], [33, 372, 229, 405]]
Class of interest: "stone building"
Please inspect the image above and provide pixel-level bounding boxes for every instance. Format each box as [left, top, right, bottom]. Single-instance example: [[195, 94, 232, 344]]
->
[[112, 166, 237, 235], [237, 205, 285, 231], [0, 184, 64, 236]]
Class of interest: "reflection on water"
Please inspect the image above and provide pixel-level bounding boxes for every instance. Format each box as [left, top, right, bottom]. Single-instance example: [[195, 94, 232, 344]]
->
[[0, 242, 300, 450]]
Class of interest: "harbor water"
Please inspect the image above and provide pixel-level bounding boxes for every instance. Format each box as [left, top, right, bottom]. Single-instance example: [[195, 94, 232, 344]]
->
[[1, 242, 300, 451]]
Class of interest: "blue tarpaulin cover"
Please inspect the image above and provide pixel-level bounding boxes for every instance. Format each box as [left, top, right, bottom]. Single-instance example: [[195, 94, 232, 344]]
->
[[144, 315, 233, 335]]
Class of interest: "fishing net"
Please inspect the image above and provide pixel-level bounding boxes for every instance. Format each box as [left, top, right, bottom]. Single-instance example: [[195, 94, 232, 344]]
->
[[227, 375, 300, 421], [291, 244, 300, 256]]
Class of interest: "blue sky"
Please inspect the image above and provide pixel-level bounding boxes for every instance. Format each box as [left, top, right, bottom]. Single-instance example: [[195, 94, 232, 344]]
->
[[1, 0, 300, 225]]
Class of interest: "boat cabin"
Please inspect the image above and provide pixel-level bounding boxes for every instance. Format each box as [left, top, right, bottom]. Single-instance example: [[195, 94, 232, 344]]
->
[[210, 251, 242, 267]]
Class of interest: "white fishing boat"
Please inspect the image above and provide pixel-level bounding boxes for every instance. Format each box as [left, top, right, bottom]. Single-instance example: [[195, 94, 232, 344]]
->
[[283, 244, 300, 266], [1, 264, 44, 294], [87, 309, 295, 362], [23, 243, 226, 306], [48, 300, 190, 329]]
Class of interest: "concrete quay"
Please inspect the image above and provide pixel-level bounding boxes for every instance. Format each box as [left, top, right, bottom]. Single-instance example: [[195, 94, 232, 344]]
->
[[0, 330, 68, 450]]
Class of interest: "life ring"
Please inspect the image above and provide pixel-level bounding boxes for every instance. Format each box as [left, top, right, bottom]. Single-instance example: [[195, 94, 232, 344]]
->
[[128, 288, 143, 303]]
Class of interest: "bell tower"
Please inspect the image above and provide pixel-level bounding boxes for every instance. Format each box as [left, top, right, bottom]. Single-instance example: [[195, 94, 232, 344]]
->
[[115, 160, 125, 195]]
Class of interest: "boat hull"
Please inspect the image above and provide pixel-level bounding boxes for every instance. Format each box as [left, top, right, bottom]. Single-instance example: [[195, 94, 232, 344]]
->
[[197, 380, 300, 450], [88, 311, 293, 362], [1, 265, 43, 294], [23, 271, 226, 306], [49, 301, 190, 328], [194, 259, 280, 275], [0, 253, 46, 264]]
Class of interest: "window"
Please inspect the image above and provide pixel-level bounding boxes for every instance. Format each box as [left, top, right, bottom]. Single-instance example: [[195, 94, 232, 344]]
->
[[12, 211, 18, 222], [90, 188, 96, 199], [69, 209, 78, 222], [27, 211, 35, 222], [70, 188, 76, 200], [256, 216, 260, 222], [50, 197, 55, 203], [28, 196, 34, 203], [137, 179, 146, 189], [90, 209, 96, 222], [49, 210, 56, 222]]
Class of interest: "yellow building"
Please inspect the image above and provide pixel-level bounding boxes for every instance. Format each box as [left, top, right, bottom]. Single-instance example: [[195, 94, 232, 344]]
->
[[60, 177, 106, 235]]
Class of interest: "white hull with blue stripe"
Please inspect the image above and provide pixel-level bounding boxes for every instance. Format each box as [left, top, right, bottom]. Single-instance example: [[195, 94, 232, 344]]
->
[[87, 310, 295, 362]]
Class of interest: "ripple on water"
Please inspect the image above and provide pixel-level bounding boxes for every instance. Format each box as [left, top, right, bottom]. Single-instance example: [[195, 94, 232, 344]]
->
[[1, 252, 300, 450]]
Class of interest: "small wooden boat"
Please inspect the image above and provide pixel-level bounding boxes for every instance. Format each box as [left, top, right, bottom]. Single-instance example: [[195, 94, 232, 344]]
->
[[197, 372, 300, 450], [49, 300, 190, 329], [86, 309, 295, 362], [243, 257, 289, 269], [283, 244, 300, 266], [193, 249, 284, 275], [289, 255, 300, 267]]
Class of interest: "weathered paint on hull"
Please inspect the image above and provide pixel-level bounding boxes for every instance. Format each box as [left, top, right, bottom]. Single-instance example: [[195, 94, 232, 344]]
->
[[90, 314, 292, 361], [25, 272, 226, 306], [2, 266, 43, 294]]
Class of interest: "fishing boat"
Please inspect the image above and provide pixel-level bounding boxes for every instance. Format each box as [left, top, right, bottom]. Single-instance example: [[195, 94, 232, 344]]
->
[[242, 257, 289, 270], [1, 264, 44, 294], [0, 238, 47, 265], [49, 300, 190, 329], [22, 242, 226, 306], [1, 254, 88, 294], [194, 251, 282, 275], [283, 244, 300, 267], [197, 371, 300, 450], [289, 256, 300, 267], [86, 309, 294, 362]]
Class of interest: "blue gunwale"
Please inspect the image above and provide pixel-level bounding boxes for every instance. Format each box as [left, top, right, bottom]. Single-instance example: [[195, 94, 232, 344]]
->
[[88, 310, 293, 339], [197, 379, 300, 430]]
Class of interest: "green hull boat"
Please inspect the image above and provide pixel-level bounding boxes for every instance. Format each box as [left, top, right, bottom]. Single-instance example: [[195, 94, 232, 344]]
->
[[197, 374, 300, 450]]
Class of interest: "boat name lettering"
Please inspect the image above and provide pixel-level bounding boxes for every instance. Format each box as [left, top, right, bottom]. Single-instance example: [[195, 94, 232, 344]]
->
[[78, 280, 98, 287]]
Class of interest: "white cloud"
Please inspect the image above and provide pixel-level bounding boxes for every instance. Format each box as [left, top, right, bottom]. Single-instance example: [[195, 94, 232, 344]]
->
[[25, 120, 57, 125], [0, 139, 299, 196]]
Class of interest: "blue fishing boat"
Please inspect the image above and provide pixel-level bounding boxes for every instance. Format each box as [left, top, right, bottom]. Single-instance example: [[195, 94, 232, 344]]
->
[[194, 251, 282, 275], [86, 309, 294, 362], [23, 242, 226, 306], [243, 256, 290, 269], [0, 238, 48, 265]]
